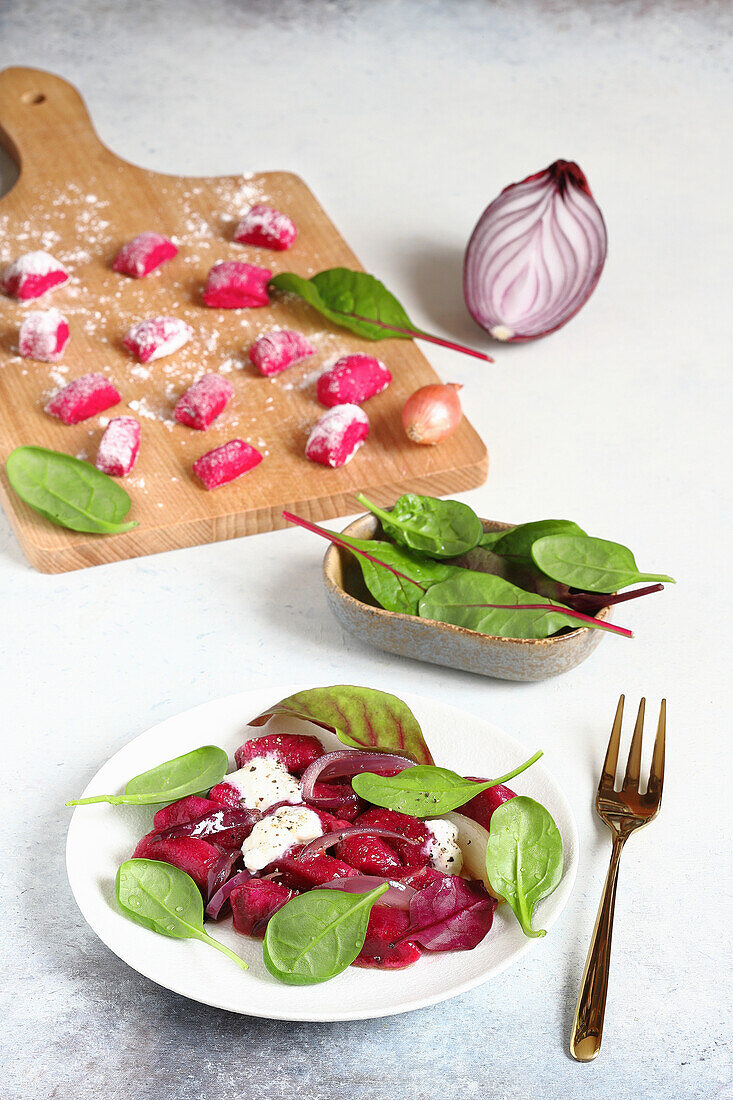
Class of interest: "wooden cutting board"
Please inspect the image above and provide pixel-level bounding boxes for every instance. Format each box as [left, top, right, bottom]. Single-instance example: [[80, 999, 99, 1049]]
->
[[0, 67, 488, 573]]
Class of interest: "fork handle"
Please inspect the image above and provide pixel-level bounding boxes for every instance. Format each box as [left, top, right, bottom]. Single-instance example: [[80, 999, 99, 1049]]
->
[[570, 834, 626, 1061]]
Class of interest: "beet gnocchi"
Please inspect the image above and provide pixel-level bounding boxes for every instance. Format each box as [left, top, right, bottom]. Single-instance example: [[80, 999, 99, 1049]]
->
[[19, 309, 70, 362]]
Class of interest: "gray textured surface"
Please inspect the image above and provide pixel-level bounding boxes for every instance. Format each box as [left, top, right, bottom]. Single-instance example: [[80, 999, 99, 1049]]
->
[[1, 2, 731, 1098]]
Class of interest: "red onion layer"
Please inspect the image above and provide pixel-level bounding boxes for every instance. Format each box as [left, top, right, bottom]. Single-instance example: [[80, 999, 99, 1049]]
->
[[205, 849, 241, 905], [297, 825, 418, 860], [300, 749, 415, 802], [464, 160, 607, 342], [205, 869, 253, 919], [320, 875, 416, 910]]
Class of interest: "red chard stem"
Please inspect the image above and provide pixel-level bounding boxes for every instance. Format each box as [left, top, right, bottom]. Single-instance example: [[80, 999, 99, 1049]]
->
[[282, 511, 426, 591], [335, 312, 495, 363]]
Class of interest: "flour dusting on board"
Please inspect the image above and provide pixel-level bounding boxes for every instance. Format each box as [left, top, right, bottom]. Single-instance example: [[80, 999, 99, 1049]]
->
[[0, 85, 481, 574]]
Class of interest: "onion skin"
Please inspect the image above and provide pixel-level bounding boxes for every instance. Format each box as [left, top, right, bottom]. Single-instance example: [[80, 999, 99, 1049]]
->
[[402, 383, 463, 446], [463, 160, 607, 343]]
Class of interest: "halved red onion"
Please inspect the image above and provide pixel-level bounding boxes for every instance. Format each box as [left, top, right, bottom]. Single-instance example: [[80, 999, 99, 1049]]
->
[[320, 875, 416, 911], [300, 749, 415, 802], [464, 160, 607, 342], [297, 825, 418, 860], [205, 868, 252, 919]]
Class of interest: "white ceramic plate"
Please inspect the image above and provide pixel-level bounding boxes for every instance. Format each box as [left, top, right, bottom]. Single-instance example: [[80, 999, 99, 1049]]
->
[[66, 684, 578, 1021]]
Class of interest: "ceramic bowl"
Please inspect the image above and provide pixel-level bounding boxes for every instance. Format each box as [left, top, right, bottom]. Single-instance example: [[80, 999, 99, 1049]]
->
[[322, 514, 611, 682]]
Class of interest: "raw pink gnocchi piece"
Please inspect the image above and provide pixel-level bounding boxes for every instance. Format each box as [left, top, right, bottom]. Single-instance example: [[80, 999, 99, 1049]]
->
[[19, 309, 70, 362], [123, 317, 193, 363], [45, 373, 121, 425], [174, 374, 234, 430], [234, 204, 297, 251], [249, 329, 315, 377], [1, 251, 69, 300], [112, 232, 178, 278], [203, 262, 272, 309], [193, 439, 263, 489], [316, 354, 392, 408], [305, 404, 370, 468], [95, 416, 141, 477]]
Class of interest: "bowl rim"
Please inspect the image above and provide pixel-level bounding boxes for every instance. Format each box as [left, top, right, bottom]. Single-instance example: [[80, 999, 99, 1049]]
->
[[322, 513, 611, 648]]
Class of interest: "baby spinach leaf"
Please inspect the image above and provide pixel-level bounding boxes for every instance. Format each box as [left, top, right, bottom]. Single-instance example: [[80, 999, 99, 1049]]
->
[[352, 753, 543, 817], [492, 519, 586, 564], [531, 534, 675, 593], [283, 510, 459, 614], [485, 796, 564, 938], [263, 882, 389, 984], [6, 446, 138, 534], [116, 859, 248, 969], [418, 570, 632, 638], [270, 268, 492, 361], [66, 745, 229, 806], [356, 492, 483, 559], [249, 684, 435, 764], [479, 529, 512, 549]]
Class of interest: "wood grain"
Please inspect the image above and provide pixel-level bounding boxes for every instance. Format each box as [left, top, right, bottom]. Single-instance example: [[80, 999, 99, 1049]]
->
[[0, 67, 488, 573]]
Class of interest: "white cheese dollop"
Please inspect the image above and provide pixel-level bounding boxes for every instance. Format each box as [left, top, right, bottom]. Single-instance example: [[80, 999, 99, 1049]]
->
[[425, 818, 463, 875], [241, 805, 323, 872], [224, 756, 303, 812]]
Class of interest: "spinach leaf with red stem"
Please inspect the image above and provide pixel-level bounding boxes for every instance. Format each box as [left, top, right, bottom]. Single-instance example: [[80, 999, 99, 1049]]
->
[[282, 511, 459, 614], [284, 512, 633, 637], [419, 571, 633, 638], [269, 268, 493, 362]]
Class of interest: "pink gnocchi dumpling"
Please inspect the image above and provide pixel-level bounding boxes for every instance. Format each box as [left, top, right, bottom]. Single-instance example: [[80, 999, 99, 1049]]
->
[[96, 416, 141, 477], [19, 309, 70, 362], [45, 373, 121, 425], [174, 373, 234, 430], [234, 204, 296, 251], [123, 317, 193, 363], [113, 232, 178, 278], [305, 404, 370, 468], [193, 439, 263, 489], [202, 261, 271, 308], [316, 354, 392, 407], [249, 329, 315, 377], [1, 251, 69, 301]]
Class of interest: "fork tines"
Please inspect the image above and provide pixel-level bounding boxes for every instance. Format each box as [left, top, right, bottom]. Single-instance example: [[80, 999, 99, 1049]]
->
[[599, 695, 665, 803]]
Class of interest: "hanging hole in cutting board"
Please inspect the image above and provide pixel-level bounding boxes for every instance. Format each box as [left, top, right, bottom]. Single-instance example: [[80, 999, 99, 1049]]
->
[[22, 92, 46, 105]]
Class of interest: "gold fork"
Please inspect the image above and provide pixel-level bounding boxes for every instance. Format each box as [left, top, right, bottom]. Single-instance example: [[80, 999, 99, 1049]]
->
[[570, 695, 666, 1062]]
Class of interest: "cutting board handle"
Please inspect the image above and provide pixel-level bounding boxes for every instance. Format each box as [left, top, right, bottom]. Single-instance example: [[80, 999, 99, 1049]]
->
[[0, 67, 109, 176]]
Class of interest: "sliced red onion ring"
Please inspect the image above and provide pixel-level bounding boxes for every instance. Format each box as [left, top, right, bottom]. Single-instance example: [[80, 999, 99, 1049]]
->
[[205, 849, 241, 904], [300, 749, 415, 801], [297, 825, 419, 860], [205, 868, 252, 919], [464, 159, 607, 342], [320, 875, 416, 911], [159, 807, 260, 843]]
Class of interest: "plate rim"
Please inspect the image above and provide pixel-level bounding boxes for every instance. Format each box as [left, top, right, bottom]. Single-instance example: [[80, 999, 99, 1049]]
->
[[66, 683, 579, 1021]]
